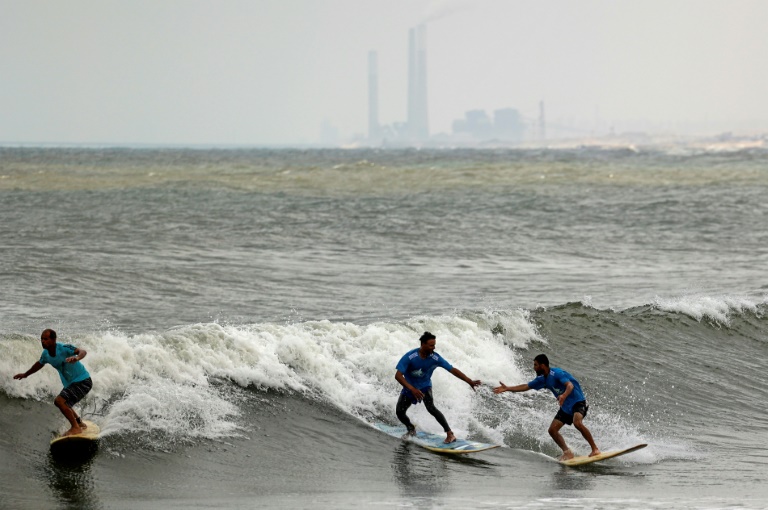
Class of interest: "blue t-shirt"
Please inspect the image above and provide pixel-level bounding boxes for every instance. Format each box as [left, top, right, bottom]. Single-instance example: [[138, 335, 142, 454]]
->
[[39, 342, 91, 388], [396, 347, 453, 391], [527, 367, 586, 415]]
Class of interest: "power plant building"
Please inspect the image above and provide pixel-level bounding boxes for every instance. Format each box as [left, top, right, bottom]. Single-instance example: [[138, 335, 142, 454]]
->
[[407, 24, 429, 141], [367, 23, 528, 146]]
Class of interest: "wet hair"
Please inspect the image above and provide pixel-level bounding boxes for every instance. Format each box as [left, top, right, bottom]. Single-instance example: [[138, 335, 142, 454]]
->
[[534, 354, 549, 366], [419, 331, 436, 344], [42, 329, 57, 341]]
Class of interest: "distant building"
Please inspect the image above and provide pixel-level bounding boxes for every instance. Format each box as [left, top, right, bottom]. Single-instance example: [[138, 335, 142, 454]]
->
[[494, 108, 525, 141], [453, 110, 492, 139], [452, 108, 525, 142]]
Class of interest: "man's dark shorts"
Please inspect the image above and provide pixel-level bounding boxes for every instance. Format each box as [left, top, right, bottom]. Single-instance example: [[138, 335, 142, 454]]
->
[[554, 400, 588, 426], [59, 378, 92, 408]]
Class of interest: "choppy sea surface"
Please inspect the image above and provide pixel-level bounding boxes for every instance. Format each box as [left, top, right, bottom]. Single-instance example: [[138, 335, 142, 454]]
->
[[1, 146, 767, 509]]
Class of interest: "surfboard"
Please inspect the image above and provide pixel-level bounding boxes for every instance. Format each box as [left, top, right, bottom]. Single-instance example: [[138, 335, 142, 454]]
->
[[374, 423, 500, 455], [558, 443, 647, 466], [50, 420, 100, 448]]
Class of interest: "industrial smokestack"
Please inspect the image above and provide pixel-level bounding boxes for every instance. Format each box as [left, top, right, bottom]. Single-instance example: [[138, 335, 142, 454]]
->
[[407, 24, 429, 141]]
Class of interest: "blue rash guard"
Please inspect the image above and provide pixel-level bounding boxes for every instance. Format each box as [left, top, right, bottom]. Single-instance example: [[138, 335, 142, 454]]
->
[[527, 367, 586, 415], [396, 348, 453, 391], [39, 342, 91, 388]]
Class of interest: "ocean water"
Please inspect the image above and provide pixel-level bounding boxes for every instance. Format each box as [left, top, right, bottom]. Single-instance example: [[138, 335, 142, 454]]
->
[[1, 146, 767, 509]]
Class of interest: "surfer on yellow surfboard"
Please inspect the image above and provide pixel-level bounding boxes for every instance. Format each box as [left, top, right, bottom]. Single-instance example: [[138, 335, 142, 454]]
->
[[14, 328, 93, 437], [493, 354, 601, 461]]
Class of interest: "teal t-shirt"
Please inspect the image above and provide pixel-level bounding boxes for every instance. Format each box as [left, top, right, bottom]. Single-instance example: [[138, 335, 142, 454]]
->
[[39, 342, 91, 387]]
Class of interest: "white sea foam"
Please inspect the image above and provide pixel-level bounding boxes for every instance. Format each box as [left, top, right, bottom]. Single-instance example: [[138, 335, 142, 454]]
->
[[470, 308, 545, 349], [1, 313, 539, 441], [653, 293, 765, 325], [0, 310, 692, 460]]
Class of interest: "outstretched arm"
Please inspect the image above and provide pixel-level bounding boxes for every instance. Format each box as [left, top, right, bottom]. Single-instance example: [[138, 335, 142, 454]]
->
[[14, 361, 44, 380], [449, 367, 481, 391], [493, 381, 531, 394]]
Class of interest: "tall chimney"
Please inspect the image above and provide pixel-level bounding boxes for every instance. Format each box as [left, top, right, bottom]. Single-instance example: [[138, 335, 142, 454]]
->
[[408, 24, 429, 141]]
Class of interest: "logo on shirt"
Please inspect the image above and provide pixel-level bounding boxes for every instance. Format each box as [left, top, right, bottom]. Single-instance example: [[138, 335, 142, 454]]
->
[[411, 369, 424, 378]]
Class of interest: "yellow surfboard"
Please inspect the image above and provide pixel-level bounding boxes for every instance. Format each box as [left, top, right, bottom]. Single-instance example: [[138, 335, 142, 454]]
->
[[559, 443, 647, 466], [50, 420, 100, 447]]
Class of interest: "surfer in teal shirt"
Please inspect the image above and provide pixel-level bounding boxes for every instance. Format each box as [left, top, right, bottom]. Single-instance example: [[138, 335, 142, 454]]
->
[[395, 331, 481, 443], [14, 329, 93, 437], [493, 354, 600, 460]]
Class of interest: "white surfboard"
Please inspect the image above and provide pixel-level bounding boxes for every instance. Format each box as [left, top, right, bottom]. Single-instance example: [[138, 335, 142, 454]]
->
[[558, 443, 647, 466], [50, 420, 100, 448], [374, 423, 500, 455]]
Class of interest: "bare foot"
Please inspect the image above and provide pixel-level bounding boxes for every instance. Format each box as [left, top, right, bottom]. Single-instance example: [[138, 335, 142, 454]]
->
[[401, 426, 416, 440], [588, 449, 601, 457], [558, 449, 574, 461], [63, 426, 83, 437], [79, 421, 88, 430], [444, 431, 456, 444]]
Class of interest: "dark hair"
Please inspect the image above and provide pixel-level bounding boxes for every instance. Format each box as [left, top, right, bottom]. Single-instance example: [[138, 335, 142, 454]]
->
[[534, 354, 549, 366], [419, 331, 436, 344], [43, 328, 57, 341]]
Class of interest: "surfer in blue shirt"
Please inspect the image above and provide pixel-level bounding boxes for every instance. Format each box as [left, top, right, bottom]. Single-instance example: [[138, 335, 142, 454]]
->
[[14, 329, 93, 437], [395, 331, 481, 443], [493, 354, 600, 460]]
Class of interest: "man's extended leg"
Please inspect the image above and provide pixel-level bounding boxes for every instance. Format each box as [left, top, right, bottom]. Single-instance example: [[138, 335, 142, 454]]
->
[[548, 419, 573, 460], [422, 389, 455, 443], [573, 412, 600, 457], [54, 396, 83, 436], [396, 393, 416, 435], [56, 378, 92, 435]]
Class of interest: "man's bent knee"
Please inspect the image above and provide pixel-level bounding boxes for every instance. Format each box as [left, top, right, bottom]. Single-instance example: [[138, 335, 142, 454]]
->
[[549, 420, 564, 435]]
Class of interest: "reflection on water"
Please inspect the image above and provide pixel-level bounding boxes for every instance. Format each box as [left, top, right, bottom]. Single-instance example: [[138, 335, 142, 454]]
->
[[390, 440, 501, 507], [551, 465, 599, 491], [45, 446, 101, 510], [391, 443, 448, 499], [552, 462, 648, 492]]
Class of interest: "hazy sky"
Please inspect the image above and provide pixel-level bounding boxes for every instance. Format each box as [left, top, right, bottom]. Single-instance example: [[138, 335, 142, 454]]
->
[[2, 0, 767, 145]]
